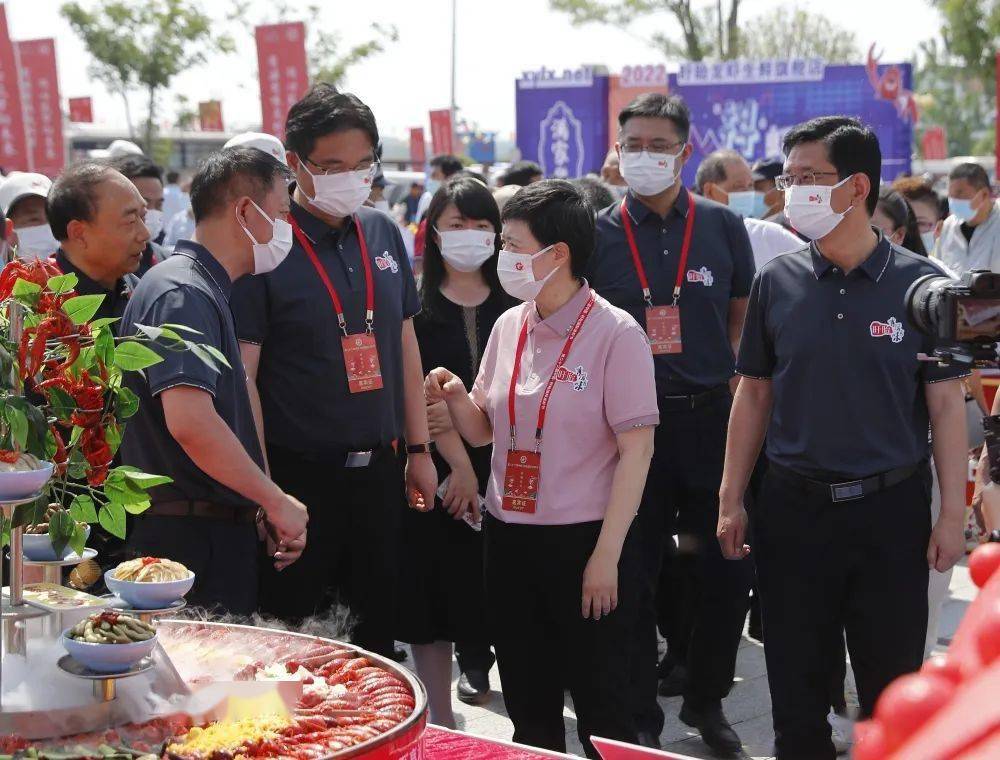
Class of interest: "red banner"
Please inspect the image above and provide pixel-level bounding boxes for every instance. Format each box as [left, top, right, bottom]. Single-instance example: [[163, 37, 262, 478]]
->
[[429, 109, 454, 155], [922, 126, 947, 160], [198, 100, 224, 132], [68, 96, 93, 123], [0, 5, 28, 172], [409, 127, 426, 166], [16, 37, 63, 176], [608, 67, 669, 150], [255, 22, 309, 141]]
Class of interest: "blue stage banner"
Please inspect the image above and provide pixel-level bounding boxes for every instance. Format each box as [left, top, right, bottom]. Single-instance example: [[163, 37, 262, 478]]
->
[[669, 58, 916, 185], [516, 66, 610, 179]]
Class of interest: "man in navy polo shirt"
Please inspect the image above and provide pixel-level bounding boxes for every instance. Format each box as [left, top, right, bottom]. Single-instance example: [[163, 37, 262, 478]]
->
[[718, 116, 968, 760], [589, 93, 755, 754]]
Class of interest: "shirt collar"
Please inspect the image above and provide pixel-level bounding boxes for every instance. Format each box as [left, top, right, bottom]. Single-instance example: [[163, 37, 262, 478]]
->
[[624, 186, 690, 225], [289, 194, 356, 244], [809, 228, 893, 282], [55, 248, 122, 297], [173, 239, 233, 299], [527, 280, 593, 337]]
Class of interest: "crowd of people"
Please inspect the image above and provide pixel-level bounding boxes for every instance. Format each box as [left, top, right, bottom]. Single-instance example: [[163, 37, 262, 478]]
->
[[1, 84, 997, 760]]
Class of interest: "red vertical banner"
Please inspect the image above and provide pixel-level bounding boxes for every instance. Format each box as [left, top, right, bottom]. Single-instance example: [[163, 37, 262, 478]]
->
[[198, 100, 224, 131], [16, 38, 64, 176], [409, 127, 426, 167], [0, 5, 29, 172], [921, 126, 947, 160], [429, 109, 454, 155], [255, 22, 309, 141], [608, 66, 669, 150], [68, 96, 93, 123]]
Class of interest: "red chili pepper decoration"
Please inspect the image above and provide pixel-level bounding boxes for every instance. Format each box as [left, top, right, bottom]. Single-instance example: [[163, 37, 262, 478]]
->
[[0, 450, 20, 464]]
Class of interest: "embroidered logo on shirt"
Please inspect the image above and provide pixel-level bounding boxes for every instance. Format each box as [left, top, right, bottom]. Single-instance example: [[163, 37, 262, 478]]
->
[[374, 251, 399, 273], [686, 266, 714, 287], [870, 317, 905, 343], [554, 364, 589, 391]]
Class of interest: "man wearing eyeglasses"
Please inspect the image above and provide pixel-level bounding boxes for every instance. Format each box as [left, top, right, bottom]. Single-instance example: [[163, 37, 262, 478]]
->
[[718, 116, 967, 760], [588, 93, 756, 754], [231, 84, 437, 657]]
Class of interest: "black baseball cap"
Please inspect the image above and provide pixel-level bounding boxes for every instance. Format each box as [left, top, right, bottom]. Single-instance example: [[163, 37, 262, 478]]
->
[[751, 157, 783, 182]]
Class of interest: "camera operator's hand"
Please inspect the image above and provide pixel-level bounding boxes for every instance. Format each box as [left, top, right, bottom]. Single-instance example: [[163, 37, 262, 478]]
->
[[927, 512, 965, 572]]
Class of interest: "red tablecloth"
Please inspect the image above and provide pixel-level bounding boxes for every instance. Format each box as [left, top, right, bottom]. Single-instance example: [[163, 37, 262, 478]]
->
[[423, 726, 573, 759]]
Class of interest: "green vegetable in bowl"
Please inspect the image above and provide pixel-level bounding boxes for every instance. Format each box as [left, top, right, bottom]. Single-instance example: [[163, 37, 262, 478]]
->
[[68, 612, 155, 644]]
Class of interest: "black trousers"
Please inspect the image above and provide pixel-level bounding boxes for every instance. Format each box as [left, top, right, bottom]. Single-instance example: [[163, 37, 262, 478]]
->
[[127, 514, 259, 615], [455, 641, 495, 674], [753, 465, 931, 760], [485, 516, 639, 760], [260, 445, 404, 659], [632, 392, 754, 734]]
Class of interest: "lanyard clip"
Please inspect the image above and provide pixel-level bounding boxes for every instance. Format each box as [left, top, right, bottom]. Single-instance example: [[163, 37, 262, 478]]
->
[[671, 286, 681, 308], [337, 314, 348, 337], [365, 309, 375, 334], [534, 433, 542, 454], [509, 426, 517, 451], [642, 288, 653, 308]]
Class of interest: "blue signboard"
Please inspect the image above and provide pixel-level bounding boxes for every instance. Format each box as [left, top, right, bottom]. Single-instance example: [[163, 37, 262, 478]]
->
[[516, 66, 609, 179], [669, 58, 915, 185]]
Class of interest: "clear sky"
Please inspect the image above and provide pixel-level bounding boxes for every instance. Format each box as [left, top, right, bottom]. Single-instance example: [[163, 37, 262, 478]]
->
[[6, 0, 941, 140]]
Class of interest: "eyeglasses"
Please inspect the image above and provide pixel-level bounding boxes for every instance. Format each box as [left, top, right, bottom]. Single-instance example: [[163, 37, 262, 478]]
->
[[620, 141, 685, 155], [302, 155, 379, 177], [775, 172, 840, 191]]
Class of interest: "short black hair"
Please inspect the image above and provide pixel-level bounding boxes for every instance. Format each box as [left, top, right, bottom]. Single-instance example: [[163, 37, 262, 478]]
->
[[429, 154, 463, 177], [46, 162, 119, 241], [694, 149, 743, 194], [501, 179, 594, 278], [105, 154, 163, 184], [949, 162, 991, 191], [782, 116, 882, 215], [285, 83, 379, 160], [618, 93, 690, 141], [571, 176, 615, 213], [166, 170, 180, 184], [876, 187, 926, 256], [501, 161, 543, 187], [190, 147, 291, 223]]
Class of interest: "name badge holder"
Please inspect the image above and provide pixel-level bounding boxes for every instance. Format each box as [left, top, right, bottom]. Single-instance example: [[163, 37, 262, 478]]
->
[[620, 191, 697, 355], [291, 215, 384, 394], [501, 292, 596, 514]]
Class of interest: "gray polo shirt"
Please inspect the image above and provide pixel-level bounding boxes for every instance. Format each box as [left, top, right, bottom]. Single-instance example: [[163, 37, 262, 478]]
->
[[119, 240, 264, 507], [737, 231, 970, 480], [231, 199, 421, 457], [590, 190, 756, 395]]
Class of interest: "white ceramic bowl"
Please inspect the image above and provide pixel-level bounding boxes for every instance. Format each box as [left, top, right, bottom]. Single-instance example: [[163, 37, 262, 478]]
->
[[22, 525, 91, 561], [0, 461, 54, 501], [62, 627, 157, 674], [105, 569, 195, 610]]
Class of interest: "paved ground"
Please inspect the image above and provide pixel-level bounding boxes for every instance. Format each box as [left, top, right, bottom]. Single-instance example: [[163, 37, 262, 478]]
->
[[398, 558, 978, 759]]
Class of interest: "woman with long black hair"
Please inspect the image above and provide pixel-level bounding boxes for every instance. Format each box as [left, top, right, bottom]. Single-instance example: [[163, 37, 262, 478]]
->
[[397, 175, 510, 726]]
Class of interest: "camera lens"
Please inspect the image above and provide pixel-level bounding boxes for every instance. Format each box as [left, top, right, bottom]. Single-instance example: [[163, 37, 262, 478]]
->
[[905, 274, 950, 337]]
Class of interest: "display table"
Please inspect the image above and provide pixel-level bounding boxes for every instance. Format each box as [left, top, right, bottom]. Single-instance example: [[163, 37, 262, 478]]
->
[[423, 727, 698, 760]]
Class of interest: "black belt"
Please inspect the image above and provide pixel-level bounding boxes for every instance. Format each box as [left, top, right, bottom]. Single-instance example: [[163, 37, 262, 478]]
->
[[268, 442, 398, 469], [148, 500, 257, 523], [658, 385, 730, 411], [768, 461, 925, 503]]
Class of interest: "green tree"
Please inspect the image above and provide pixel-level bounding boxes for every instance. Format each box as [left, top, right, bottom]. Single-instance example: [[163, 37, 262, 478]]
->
[[61, 0, 234, 153], [740, 6, 859, 63], [916, 0, 1000, 157]]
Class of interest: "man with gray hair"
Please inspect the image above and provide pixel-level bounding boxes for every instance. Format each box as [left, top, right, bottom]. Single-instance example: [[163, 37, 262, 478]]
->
[[695, 150, 803, 269]]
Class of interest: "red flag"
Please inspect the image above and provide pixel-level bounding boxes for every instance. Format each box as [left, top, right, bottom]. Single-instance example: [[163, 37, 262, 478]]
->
[[16, 38, 64, 176], [409, 127, 426, 166], [68, 96, 93, 123], [429, 109, 454, 155], [198, 100, 224, 132], [255, 22, 309, 141], [921, 126, 947, 160], [0, 5, 29, 172]]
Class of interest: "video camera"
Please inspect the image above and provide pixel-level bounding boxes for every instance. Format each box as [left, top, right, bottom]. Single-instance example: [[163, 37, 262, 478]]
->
[[905, 269, 1000, 367]]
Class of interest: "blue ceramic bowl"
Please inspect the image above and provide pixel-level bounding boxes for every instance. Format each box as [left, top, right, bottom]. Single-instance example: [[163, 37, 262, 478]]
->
[[62, 627, 157, 674], [0, 461, 53, 501], [22, 525, 90, 562], [105, 569, 194, 610]]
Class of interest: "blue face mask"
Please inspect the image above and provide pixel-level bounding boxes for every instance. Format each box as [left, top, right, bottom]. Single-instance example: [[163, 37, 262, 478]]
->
[[949, 196, 978, 222], [750, 192, 769, 219], [726, 190, 765, 218]]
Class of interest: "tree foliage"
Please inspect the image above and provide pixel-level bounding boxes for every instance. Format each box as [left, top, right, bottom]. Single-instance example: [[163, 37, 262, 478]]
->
[[740, 6, 859, 63], [61, 0, 234, 151]]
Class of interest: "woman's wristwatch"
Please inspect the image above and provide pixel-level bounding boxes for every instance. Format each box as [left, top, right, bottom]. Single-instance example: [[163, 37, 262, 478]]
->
[[405, 442, 437, 455]]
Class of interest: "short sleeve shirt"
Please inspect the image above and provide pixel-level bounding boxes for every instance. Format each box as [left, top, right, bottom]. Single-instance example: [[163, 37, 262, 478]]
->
[[118, 240, 263, 507], [231, 200, 421, 455], [54, 249, 137, 324], [590, 190, 756, 394], [471, 283, 659, 525], [737, 231, 970, 479]]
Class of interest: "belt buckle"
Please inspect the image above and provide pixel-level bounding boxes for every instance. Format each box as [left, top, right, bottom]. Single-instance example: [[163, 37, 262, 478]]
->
[[830, 480, 864, 502], [345, 450, 373, 468]]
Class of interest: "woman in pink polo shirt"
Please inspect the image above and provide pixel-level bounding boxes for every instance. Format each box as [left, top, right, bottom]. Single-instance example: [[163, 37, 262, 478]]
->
[[426, 180, 658, 758]]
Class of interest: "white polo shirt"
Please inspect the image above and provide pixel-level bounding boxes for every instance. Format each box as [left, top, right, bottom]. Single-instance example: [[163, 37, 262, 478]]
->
[[938, 201, 1000, 275], [743, 217, 804, 269]]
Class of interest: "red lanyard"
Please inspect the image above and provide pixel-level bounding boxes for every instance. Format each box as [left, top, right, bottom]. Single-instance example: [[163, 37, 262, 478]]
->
[[290, 214, 376, 335], [507, 291, 596, 451], [620, 190, 697, 307]]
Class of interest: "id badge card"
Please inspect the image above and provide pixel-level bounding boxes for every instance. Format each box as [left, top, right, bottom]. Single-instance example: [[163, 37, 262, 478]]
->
[[645, 305, 682, 355], [341, 332, 384, 393], [501, 449, 541, 514]]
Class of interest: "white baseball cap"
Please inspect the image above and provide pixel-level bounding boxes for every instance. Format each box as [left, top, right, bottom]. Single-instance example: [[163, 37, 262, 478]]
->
[[0, 172, 52, 216], [107, 139, 144, 158], [224, 132, 287, 166]]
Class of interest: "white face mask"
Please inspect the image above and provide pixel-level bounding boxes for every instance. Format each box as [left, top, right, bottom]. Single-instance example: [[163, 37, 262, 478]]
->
[[497, 245, 559, 302], [619, 147, 683, 197], [373, 199, 390, 214], [784, 176, 854, 240], [143, 209, 164, 241], [436, 228, 496, 272], [298, 156, 373, 217], [920, 230, 937, 255], [14, 224, 58, 260], [238, 199, 293, 275]]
